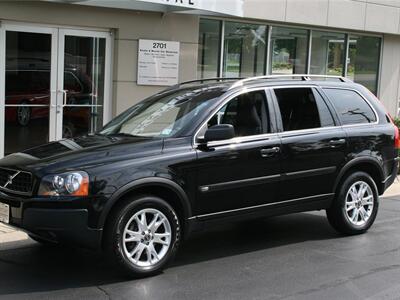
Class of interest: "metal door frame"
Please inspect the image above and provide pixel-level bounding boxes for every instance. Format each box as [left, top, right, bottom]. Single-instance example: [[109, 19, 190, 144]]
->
[[0, 23, 58, 158], [56, 28, 112, 140]]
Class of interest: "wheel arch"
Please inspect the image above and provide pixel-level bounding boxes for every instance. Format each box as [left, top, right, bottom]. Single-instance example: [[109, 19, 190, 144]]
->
[[334, 157, 385, 195], [99, 177, 192, 234]]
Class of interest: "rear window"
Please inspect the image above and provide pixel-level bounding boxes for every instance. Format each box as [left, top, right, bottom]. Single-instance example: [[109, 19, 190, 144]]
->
[[323, 88, 377, 125]]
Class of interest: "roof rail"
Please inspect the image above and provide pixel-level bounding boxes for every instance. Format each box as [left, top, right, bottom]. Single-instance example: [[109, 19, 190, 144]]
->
[[168, 77, 243, 90], [228, 74, 351, 90]]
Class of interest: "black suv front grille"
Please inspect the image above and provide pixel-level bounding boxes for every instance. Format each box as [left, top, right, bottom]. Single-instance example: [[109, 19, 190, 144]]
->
[[0, 168, 33, 196]]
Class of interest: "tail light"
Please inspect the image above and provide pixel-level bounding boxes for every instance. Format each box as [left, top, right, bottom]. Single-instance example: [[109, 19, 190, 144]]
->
[[384, 113, 400, 150], [393, 120, 400, 150]]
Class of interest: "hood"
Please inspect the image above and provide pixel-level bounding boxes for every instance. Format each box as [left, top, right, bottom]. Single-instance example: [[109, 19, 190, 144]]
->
[[0, 135, 164, 175]]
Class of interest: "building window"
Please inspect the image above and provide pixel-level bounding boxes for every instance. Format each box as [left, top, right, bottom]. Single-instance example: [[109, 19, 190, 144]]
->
[[347, 35, 381, 94], [269, 26, 308, 75], [310, 31, 345, 76], [197, 19, 221, 79], [197, 19, 382, 95], [222, 22, 267, 77]]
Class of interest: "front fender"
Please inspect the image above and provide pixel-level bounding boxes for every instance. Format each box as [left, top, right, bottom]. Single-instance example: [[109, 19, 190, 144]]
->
[[97, 177, 192, 229]]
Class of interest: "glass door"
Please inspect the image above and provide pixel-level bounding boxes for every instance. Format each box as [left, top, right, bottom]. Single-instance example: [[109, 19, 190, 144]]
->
[[0, 25, 112, 157], [56, 29, 110, 140], [0, 25, 58, 156]]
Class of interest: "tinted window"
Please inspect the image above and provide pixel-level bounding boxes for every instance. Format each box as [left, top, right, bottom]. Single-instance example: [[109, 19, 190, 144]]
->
[[323, 88, 376, 125], [201, 91, 269, 138], [274, 88, 334, 131]]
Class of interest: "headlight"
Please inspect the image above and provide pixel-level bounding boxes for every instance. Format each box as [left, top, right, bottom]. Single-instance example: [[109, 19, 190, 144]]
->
[[38, 171, 89, 196]]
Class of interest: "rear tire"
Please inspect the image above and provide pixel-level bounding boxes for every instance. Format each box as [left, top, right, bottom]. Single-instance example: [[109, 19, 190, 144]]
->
[[326, 171, 379, 235], [104, 195, 180, 278]]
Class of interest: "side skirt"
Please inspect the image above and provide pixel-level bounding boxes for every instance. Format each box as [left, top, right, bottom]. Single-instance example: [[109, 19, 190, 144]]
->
[[186, 193, 334, 234]]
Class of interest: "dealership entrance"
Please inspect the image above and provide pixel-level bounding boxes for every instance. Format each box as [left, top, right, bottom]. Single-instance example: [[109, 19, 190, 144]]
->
[[0, 23, 112, 157]]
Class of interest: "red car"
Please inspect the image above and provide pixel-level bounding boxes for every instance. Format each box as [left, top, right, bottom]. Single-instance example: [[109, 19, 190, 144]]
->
[[5, 68, 97, 137]]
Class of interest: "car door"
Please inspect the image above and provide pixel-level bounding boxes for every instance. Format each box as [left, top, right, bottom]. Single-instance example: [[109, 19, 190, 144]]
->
[[193, 89, 282, 218], [272, 86, 347, 202]]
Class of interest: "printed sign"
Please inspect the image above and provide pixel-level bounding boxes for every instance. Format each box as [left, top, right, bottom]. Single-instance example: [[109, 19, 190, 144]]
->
[[137, 39, 180, 86]]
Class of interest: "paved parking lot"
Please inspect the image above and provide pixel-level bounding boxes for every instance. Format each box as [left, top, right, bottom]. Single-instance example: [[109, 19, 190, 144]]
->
[[1, 185, 400, 300]]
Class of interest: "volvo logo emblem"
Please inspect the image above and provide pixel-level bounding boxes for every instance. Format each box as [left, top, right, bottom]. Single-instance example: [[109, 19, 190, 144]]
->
[[3, 171, 20, 188], [6, 175, 13, 186]]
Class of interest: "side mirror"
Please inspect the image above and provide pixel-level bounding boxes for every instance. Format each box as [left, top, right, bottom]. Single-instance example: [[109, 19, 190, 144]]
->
[[204, 124, 235, 143]]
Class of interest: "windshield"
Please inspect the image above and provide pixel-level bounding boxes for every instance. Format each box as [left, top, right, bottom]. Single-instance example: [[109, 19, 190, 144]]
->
[[99, 86, 225, 138]]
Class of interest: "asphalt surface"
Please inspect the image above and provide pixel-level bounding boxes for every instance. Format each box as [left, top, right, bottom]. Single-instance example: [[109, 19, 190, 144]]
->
[[1, 195, 400, 300]]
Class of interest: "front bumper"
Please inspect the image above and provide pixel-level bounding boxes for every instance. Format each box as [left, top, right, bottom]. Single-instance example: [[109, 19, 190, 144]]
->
[[0, 191, 102, 250]]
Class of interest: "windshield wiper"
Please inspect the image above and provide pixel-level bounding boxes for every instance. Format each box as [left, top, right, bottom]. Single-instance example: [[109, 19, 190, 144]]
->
[[107, 133, 145, 138]]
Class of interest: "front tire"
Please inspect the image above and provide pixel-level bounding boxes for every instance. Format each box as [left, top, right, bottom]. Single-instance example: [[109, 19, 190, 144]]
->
[[327, 171, 379, 235], [104, 195, 180, 278]]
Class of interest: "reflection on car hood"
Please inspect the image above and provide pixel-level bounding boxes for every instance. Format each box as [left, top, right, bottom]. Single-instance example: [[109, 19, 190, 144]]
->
[[0, 135, 164, 174]]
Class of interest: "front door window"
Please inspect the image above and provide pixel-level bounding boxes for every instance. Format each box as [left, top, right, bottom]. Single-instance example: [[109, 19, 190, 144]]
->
[[199, 90, 269, 139]]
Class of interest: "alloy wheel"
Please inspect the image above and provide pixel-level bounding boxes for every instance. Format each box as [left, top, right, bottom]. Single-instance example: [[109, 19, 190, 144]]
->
[[122, 208, 172, 268], [345, 181, 374, 226]]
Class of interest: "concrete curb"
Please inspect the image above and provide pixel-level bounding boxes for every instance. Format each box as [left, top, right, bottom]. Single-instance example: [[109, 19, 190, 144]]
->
[[0, 223, 28, 244], [382, 178, 400, 198]]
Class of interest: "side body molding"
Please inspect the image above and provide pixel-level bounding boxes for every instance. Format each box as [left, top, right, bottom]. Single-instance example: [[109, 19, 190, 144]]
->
[[98, 177, 192, 229]]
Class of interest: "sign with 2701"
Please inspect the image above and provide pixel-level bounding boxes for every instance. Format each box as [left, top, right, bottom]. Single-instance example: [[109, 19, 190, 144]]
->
[[137, 39, 180, 86]]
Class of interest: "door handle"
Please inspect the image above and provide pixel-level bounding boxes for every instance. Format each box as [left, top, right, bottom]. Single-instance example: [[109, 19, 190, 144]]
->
[[260, 147, 280, 157], [329, 139, 346, 147], [60, 90, 68, 106]]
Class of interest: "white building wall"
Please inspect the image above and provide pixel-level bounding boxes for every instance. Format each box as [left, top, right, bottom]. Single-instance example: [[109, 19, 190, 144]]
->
[[244, 0, 400, 35], [379, 34, 400, 115]]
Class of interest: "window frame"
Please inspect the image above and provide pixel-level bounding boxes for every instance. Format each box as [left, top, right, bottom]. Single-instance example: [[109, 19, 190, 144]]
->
[[321, 87, 379, 127], [193, 87, 278, 147], [270, 85, 338, 134]]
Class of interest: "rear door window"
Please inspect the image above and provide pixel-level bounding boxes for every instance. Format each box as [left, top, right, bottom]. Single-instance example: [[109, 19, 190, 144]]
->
[[274, 87, 335, 132], [323, 88, 377, 125]]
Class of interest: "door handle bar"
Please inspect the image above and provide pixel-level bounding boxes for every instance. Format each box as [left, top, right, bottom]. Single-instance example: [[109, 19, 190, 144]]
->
[[260, 147, 280, 157], [329, 139, 346, 146]]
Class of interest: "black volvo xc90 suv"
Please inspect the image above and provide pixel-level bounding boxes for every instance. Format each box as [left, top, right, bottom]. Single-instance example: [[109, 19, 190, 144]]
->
[[0, 75, 398, 277]]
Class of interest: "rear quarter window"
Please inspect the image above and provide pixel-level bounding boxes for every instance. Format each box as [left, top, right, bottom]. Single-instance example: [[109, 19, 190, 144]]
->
[[323, 88, 377, 125]]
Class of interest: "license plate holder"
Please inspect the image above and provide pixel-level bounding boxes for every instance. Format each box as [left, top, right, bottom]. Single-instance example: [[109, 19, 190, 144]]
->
[[0, 203, 10, 224]]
